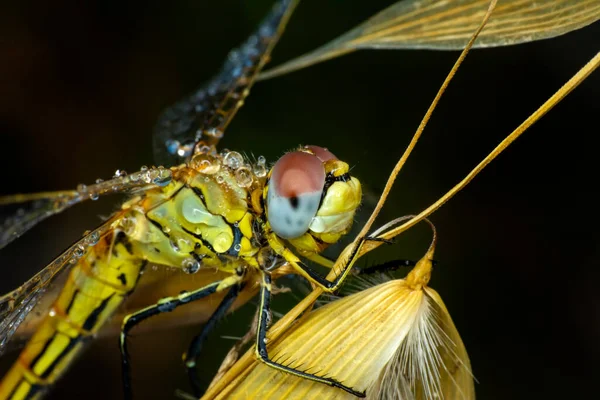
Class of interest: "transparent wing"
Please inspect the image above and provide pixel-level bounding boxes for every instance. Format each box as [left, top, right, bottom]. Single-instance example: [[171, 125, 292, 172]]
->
[[0, 191, 79, 251], [0, 166, 172, 250], [259, 0, 600, 79], [152, 0, 299, 166], [0, 219, 116, 357]]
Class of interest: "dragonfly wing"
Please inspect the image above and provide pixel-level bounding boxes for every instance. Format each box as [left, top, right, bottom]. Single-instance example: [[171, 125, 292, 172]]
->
[[0, 218, 116, 357], [152, 0, 299, 166], [0, 191, 79, 250], [0, 166, 172, 250], [259, 0, 600, 79]]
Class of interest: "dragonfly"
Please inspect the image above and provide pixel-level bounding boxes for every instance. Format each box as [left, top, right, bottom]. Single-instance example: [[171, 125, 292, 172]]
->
[[0, 1, 366, 398], [0, 0, 598, 399]]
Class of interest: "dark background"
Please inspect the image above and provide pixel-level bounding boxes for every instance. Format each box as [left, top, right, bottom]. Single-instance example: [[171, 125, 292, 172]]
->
[[1, 0, 599, 399]]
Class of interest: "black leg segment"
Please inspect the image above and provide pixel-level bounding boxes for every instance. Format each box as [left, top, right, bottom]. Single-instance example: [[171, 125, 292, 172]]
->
[[120, 277, 239, 399], [254, 272, 365, 398], [183, 282, 244, 396]]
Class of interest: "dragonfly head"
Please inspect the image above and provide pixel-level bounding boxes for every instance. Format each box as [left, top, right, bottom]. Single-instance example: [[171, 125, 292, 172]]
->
[[265, 145, 362, 252]]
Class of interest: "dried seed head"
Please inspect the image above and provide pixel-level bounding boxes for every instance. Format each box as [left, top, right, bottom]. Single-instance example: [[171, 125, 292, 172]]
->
[[212, 256, 473, 400]]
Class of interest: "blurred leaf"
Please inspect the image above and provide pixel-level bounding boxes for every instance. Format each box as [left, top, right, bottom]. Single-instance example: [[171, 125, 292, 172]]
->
[[260, 0, 600, 79]]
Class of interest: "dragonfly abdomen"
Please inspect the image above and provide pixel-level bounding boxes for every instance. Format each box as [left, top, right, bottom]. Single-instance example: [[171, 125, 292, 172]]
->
[[0, 230, 146, 400]]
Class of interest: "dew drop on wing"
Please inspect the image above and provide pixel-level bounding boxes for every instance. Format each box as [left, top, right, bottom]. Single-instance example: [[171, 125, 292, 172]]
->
[[205, 127, 224, 140]]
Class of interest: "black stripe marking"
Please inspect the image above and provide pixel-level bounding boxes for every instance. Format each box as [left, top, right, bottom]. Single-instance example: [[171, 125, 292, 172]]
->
[[227, 224, 243, 257], [64, 289, 81, 315], [82, 293, 114, 331], [29, 334, 60, 372], [191, 252, 206, 264], [115, 231, 134, 255], [6, 378, 44, 399], [321, 172, 352, 204], [117, 273, 127, 286], [190, 186, 207, 204], [147, 216, 170, 239], [182, 227, 216, 253], [39, 335, 80, 379], [129, 260, 148, 293]]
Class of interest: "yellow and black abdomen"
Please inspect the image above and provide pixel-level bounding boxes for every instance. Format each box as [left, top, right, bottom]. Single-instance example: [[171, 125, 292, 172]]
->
[[0, 230, 145, 400]]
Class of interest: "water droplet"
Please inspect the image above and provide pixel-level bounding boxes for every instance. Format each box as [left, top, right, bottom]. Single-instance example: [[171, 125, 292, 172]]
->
[[190, 154, 221, 175], [142, 171, 152, 184], [253, 163, 267, 178], [152, 167, 172, 186], [89, 192, 99, 201], [77, 184, 87, 193], [48, 309, 56, 317], [233, 243, 242, 252], [235, 166, 253, 188], [85, 231, 100, 246], [205, 127, 224, 139], [140, 165, 148, 171], [120, 216, 137, 235], [95, 178, 104, 184], [74, 244, 86, 258], [173, 235, 193, 253], [114, 169, 127, 178], [216, 175, 225, 184], [197, 145, 212, 154], [257, 155, 266, 165], [223, 151, 244, 169], [181, 258, 201, 274]]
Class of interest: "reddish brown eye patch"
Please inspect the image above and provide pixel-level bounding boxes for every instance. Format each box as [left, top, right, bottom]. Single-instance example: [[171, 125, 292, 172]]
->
[[267, 150, 327, 239], [304, 145, 338, 162], [270, 151, 326, 198]]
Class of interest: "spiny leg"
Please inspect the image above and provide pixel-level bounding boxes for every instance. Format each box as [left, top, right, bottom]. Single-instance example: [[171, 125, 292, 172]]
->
[[183, 282, 245, 397], [354, 259, 419, 275], [254, 272, 365, 398], [284, 235, 396, 293], [120, 275, 241, 399]]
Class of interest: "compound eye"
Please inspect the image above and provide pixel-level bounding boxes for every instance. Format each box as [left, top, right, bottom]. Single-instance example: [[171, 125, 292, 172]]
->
[[304, 145, 338, 162], [267, 151, 325, 239]]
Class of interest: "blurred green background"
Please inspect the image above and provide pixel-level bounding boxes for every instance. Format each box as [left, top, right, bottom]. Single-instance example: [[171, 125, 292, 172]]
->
[[0, 0, 599, 399]]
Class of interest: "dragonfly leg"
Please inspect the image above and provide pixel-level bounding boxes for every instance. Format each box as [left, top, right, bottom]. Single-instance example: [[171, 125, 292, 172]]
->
[[183, 281, 245, 397], [354, 259, 420, 275], [254, 272, 366, 398], [119, 274, 242, 399], [276, 235, 389, 293]]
